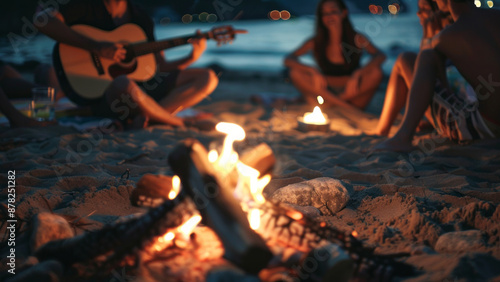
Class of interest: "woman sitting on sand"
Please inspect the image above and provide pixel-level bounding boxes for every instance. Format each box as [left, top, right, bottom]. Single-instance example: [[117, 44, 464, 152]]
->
[[372, 0, 453, 136], [284, 0, 386, 110]]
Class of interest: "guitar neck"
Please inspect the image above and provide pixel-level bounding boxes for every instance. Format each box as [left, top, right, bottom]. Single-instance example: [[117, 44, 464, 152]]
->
[[131, 32, 210, 57]]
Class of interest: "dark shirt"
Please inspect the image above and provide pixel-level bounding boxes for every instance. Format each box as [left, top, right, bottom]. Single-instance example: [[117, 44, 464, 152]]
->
[[59, 0, 155, 42], [316, 40, 361, 76]]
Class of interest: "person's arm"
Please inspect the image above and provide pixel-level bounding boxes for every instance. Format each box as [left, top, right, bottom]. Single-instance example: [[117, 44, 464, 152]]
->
[[157, 30, 207, 72], [35, 9, 125, 62], [284, 38, 317, 73]]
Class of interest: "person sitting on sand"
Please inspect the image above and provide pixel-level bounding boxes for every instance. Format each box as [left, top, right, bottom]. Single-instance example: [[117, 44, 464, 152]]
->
[[0, 62, 58, 128], [284, 0, 386, 110], [372, 0, 453, 136], [375, 0, 500, 152], [36, 0, 218, 129]]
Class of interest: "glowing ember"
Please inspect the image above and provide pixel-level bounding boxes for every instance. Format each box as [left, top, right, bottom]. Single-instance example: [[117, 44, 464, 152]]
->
[[351, 230, 359, 238], [169, 175, 181, 200]]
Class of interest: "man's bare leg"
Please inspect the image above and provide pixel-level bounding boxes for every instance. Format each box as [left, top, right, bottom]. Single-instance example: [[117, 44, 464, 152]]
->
[[372, 52, 417, 136], [105, 76, 184, 127], [374, 49, 441, 152], [159, 68, 218, 114]]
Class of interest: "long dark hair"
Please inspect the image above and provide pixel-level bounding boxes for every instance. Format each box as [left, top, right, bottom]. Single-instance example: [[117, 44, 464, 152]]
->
[[313, 0, 361, 66]]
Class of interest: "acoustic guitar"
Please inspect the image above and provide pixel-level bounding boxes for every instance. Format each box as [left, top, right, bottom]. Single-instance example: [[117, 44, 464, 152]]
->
[[53, 24, 245, 106]]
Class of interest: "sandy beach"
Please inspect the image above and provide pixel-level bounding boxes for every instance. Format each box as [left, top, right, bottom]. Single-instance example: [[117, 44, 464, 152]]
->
[[1, 70, 500, 281]]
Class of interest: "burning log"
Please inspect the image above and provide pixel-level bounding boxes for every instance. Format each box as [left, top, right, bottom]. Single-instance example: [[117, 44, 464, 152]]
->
[[253, 200, 414, 279], [168, 138, 274, 274], [34, 191, 198, 277], [239, 143, 275, 177]]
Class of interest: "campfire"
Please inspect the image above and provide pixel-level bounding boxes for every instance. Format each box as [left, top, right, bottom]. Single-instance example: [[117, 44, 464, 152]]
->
[[297, 96, 330, 132], [30, 122, 412, 281]]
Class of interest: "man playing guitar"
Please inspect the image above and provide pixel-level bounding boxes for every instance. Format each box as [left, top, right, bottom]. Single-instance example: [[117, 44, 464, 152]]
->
[[37, 0, 219, 128]]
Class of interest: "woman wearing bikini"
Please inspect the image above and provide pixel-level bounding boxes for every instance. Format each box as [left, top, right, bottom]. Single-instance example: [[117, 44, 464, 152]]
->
[[285, 0, 386, 110]]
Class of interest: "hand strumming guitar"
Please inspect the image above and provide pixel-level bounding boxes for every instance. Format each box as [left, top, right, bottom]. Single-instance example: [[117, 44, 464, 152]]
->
[[94, 41, 127, 62]]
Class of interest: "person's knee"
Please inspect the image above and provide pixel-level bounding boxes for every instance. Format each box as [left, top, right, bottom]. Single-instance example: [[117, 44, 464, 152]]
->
[[198, 68, 218, 95], [109, 75, 134, 94]]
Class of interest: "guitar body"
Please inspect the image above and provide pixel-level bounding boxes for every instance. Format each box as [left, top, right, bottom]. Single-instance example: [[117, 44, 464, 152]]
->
[[54, 24, 156, 105]]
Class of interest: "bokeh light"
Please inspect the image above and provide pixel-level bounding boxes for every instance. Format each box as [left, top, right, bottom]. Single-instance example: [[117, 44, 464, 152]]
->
[[269, 10, 280, 20], [181, 14, 193, 24], [199, 12, 209, 22], [388, 4, 397, 15], [376, 5, 383, 14], [207, 13, 218, 23], [281, 10, 291, 20], [487, 0, 494, 7], [474, 0, 481, 7], [160, 17, 170, 25], [369, 4, 383, 14]]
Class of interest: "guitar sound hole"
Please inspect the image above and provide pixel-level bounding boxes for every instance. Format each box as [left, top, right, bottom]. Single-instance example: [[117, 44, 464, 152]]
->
[[108, 60, 138, 78]]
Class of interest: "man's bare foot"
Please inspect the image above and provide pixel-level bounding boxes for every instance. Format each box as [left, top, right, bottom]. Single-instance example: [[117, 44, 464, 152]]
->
[[372, 136, 415, 153], [10, 115, 57, 128]]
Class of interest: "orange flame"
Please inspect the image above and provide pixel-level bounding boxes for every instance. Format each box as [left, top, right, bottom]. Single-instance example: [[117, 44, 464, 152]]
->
[[249, 209, 261, 230], [177, 215, 202, 236], [169, 175, 181, 200]]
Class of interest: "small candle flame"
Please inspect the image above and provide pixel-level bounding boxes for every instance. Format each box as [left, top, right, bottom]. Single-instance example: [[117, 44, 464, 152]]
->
[[317, 96, 324, 105], [303, 106, 327, 124]]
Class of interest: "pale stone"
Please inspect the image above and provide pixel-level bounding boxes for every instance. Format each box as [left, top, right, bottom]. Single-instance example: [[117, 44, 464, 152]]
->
[[435, 230, 486, 253], [269, 177, 351, 215], [30, 212, 74, 252]]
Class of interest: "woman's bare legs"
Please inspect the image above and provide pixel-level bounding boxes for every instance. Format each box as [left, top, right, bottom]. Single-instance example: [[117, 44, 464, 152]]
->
[[373, 52, 417, 136], [340, 64, 384, 110], [288, 66, 358, 110]]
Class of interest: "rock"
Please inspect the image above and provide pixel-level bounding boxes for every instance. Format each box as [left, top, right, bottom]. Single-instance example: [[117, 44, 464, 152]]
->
[[6, 260, 63, 282], [269, 177, 351, 215], [281, 203, 321, 218], [435, 230, 486, 253], [130, 174, 173, 207], [30, 213, 74, 252], [263, 177, 305, 198]]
